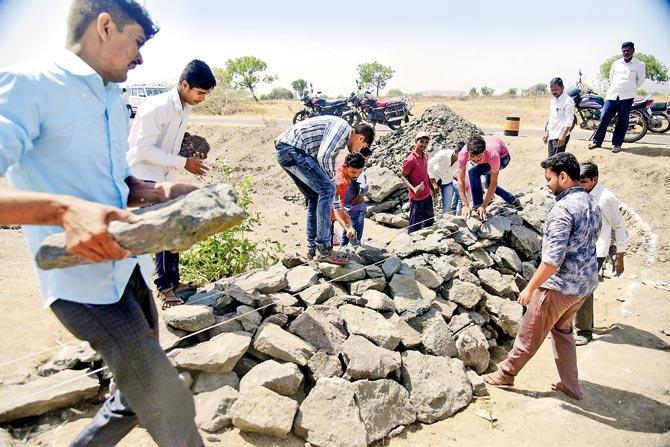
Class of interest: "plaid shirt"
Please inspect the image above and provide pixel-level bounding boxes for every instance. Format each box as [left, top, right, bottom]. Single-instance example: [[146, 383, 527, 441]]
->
[[541, 186, 602, 297]]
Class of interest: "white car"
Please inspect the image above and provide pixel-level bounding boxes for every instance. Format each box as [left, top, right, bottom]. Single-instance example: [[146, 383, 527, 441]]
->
[[126, 85, 168, 117]]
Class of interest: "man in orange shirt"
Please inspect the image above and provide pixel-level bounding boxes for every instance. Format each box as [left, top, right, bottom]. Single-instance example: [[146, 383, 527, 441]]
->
[[333, 152, 365, 244]]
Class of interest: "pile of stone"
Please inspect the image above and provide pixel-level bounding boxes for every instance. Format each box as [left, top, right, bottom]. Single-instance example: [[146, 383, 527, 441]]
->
[[0, 189, 554, 446]]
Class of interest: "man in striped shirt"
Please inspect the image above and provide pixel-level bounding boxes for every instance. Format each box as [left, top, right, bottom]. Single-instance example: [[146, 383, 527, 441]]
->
[[275, 116, 374, 264]]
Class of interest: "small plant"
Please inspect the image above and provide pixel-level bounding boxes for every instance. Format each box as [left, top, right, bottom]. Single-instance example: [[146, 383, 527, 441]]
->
[[179, 158, 284, 284]]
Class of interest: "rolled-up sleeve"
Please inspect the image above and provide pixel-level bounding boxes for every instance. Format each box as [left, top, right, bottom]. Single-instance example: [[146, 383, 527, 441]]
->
[[126, 105, 186, 169], [602, 195, 628, 253], [636, 61, 646, 88], [562, 98, 575, 129], [316, 121, 350, 180], [542, 207, 572, 266]]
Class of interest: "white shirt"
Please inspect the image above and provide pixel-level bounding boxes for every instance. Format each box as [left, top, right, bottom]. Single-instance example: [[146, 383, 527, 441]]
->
[[127, 88, 191, 182], [605, 58, 646, 101], [428, 148, 457, 184], [546, 92, 575, 140], [590, 182, 628, 257]]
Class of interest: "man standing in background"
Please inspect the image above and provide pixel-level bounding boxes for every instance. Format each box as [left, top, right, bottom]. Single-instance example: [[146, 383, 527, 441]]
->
[[402, 131, 435, 233], [544, 77, 575, 157]]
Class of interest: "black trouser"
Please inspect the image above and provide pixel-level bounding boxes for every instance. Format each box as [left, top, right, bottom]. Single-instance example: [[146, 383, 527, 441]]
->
[[408, 196, 434, 234], [547, 134, 571, 157]]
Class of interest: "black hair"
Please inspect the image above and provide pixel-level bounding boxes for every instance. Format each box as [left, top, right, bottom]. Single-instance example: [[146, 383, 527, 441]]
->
[[344, 152, 365, 169], [352, 122, 375, 146], [455, 141, 466, 152], [66, 0, 159, 45], [467, 136, 486, 155], [621, 41, 634, 49], [580, 162, 599, 179], [540, 152, 580, 181], [550, 77, 564, 88], [359, 146, 372, 157], [179, 59, 216, 90]]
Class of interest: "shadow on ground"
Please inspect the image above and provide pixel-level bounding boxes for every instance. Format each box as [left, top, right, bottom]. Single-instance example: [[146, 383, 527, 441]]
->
[[594, 323, 670, 350]]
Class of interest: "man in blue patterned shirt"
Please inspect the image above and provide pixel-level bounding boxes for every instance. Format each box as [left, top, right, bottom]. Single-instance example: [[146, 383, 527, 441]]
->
[[485, 152, 601, 400]]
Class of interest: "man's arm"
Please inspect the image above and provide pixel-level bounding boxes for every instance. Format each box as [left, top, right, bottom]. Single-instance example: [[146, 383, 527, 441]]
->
[[558, 99, 575, 145], [602, 194, 628, 276], [316, 121, 350, 180], [517, 262, 558, 306], [126, 106, 187, 169], [456, 166, 471, 217], [481, 169, 499, 209], [636, 60, 646, 88], [125, 176, 197, 208]]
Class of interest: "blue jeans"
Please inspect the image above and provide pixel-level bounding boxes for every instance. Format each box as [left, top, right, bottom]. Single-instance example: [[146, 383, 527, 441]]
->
[[276, 142, 335, 250], [469, 154, 516, 207], [593, 98, 634, 147], [437, 180, 457, 214], [341, 209, 365, 246]]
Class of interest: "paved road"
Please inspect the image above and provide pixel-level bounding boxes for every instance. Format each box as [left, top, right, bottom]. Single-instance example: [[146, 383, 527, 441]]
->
[[189, 115, 670, 146]]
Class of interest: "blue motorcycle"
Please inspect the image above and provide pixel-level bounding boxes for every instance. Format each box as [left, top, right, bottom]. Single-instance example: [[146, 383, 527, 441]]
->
[[293, 84, 356, 124]]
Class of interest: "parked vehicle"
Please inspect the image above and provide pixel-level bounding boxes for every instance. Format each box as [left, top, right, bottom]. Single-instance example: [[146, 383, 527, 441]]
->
[[566, 71, 657, 143], [649, 101, 670, 134], [126, 84, 168, 117], [348, 82, 412, 130], [292, 84, 356, 124]]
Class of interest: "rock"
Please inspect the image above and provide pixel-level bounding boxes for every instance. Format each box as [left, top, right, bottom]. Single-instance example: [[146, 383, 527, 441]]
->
[[385, 313, 422, 349], [263, 313, 289, 327], [207, 314, 244, 338], [388, 274, 424, 313], [453, 228, 477, 247], [414, 266, 443, 289], [236, 269, 287, 294], [355, 244, 388, 264], [381, 256, 402, 280], [484, 294, 524, 337], [432, 298, 457, 320], [288, 307, 347, 355], [446, 280, 485, 309], [232, 386, 298, 439], [477, 268, 513, 297], [349, 278, 386, 296], [361, 290, 396, 312], [400, 351, 472, 423], [192, 372, 239, 394], [0, 369, 99, 422], [476, 215, 512, 240], [163, 305, 215, 332], [299, 283, 335, 306], [455, 325, 490, 374], [466, 370, 489, 397], [341, 294, 367, 306], [387, 425, 406, 438], [339, 304, 400, 350], [448, 313, 474, 334], [493, 246, 523, 273], [179, 131, 211, 158], [294, 377, 368, 447], [281, 252, 305, 269], [38, 342, 98, 376], [407, 309, 457, 357], [366, 166, 405, 202], [254, 323, 316, 366], [507, 225, 542, 259], [172, 331, 252, 373], [522, 261, 537, 282], [399, 299, 433, 321], [342, 335, 401, 380], [307, 351, 344, 383], [469, 248, 494, 269], [364, 264, 385, 279], [236, 305, 262, 332], [158, 314, 187, 350], [318, 262, 366, 282], [239, 360, 303, 396], [353, 380, 417, 444], [428, 256, 458, 281], [37, 184, 243, 269], [0, 428, 13, 446], [195, 386, 239, 432], [286, 265, 320, 293]]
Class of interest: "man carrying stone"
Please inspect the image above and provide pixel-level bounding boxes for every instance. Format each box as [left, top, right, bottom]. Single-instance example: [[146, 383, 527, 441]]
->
[[588, 41, 646, 154], [543, 77, 575, 157], [575, 161, 628, 345], [127, 59, 216, 310], [456, 135, 520, 220], [0, 1, 204, 445], [275, 116, 374, 263], [401, 131, 436, 233], [484, 153, 601, 400]]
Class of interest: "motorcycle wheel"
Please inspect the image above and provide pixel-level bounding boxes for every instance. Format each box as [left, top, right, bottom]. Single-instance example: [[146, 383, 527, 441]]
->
[[343, 112, 361, 126], [622, 110, 648, 143], [293, 110, 308, 124], [387, 119, 403, 130], [649, 112, 670, 134]]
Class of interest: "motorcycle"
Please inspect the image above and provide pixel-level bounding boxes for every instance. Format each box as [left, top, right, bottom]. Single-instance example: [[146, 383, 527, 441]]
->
[[348, 81, 413, 130], [566, 71, 658, 143], [649, 101, 670, 133], [292, 84, 356, 124]]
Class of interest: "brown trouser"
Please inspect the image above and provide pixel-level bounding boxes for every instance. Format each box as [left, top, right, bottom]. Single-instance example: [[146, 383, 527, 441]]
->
[[574, 257, 605, 333], [500, 288, 587, 397]]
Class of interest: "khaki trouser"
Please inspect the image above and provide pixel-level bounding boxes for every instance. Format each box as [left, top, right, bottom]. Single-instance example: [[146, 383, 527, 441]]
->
[[574, 257, 606, 332]]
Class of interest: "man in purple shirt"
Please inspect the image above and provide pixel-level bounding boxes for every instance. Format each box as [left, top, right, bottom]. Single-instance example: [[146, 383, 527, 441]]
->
[[401, 131, 436, 233]]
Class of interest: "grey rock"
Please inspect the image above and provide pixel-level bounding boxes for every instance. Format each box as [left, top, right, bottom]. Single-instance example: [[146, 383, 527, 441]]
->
[[353, 380, 417, 444], [342, 335, 401, 380], [299, 283, 335, 306], [381, 256, 402, 280], [414, 266, 443, 289], [192, 372, 239, 394], [37, 184, 242, 269], [307, 351, 344, 383], [361, 290, 396, 312], [387, 233, 421, 258], [236, 305, 262, 332], [236, 269, 287, 294], [173, 331, 252, 373], [286, 265, 319, 293], [158, 314, 187, 350], [428, 256, 458, 281], [476, 215, 512, 240], [350, 278, 386, 296], [281, 252, 305, 269], [341, 294, 368, 306], [262, 313, 288, 327], [432, 298, 458, 320], [364, 264, 385, 279], [522, 261, 537, 282], [318, 262, 366, 282], [448, 313, 475, 335], [373, 213, 408, 228], [195, 386, 239, 432], [477, 268, 513, 297], [367, 166, 406, 202], [407, 309, 457, 357], [493, 246, 523, 273], [507, 225, 542, 259], [339, 304, 400, 350], [239, 360, 304, 396], [355, 244, 388, 264], [446, 280, 485, 309], [484, 294, 524, 337], [455, 325, 490, 374], [207, 314, 244, 339], [38, 342, 98, 377], [466, 370, 489, 397], [253, 323, 316, 366], [469, 248, 495, 269], [163, 305, 215, 332], [465, 217, 482, 234], [385, 313, 422, 349], [388, 274, 435, 313], [294, 378, 367, 447], [399, 299, 433, 321], [453, 228, 477, 247], [231, 386, 298, 439], [288, 307, 347, 355]]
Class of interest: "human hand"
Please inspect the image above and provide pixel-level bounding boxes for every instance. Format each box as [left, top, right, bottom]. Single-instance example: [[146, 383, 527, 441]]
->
[[346, 226, 357, 241], [414, 182, 425, 194], [185, 156, 209, 176], [462, 205, 472, 218], [613, 253, 625, 277], [351, 194, 365, 205], [476, 206, 487, 220], [558, 135, 566, 146], [542, 132, 548, 144], [61, 198, 137, 263], [517, 287, 535, 307]]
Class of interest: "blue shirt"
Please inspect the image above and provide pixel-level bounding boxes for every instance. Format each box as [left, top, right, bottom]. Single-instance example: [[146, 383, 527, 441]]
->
[[0, 51, 152, 307], [541, 186, 602, 297]]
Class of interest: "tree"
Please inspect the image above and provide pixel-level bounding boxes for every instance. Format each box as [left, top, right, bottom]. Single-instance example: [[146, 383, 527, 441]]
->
[[600, 52, 668, 83], [291, 79, 308, 97], [522, 83, 547, 96], [357, 61, 394, 96], [387, 88, 404, 97], [225, 56, 277, 101], [260, 87, 294, 100], [468, 87, 479, 97], [502, 88, 518, 96], [480, 86, 494, 96]]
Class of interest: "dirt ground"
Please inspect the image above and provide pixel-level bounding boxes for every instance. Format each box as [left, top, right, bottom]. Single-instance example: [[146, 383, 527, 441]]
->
[[1, 116, 670, 446]]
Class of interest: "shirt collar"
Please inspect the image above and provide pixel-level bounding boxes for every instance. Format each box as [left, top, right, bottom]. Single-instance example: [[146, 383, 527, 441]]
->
[[170, 88, 191, 113], [412, 149, 427, 159], [55, 50, 99, 78], [590, 182, 604, 196], [555, 185, 585, 201]]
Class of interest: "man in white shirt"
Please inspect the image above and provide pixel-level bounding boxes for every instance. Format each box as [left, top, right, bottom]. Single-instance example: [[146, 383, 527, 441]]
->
[[543, 77, 575, 157], [575, 162, 628, 345], [428, 141, 464, 214], [127, 59, 216, 309], [589, 41, 646, 153]]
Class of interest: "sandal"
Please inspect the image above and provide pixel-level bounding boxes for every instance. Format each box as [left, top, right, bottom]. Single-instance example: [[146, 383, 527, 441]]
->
[[158, 289, 183, 310], [588, 142, 601, 150], [611, 145, 622, 153], [314, 248, 350, 265], [483, 370, 514, 388], [551, 381, 583, 400]]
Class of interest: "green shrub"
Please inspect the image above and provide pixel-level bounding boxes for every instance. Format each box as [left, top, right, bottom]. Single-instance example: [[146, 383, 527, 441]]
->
[[260, 87, 295, 100], [179, 158, 284, 284]]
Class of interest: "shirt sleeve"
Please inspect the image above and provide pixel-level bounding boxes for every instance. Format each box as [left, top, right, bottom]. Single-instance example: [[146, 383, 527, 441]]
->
[[126, 104, 186, 169], [541, 206, 573, 266], [602, 194, 628, 253], [488, 150, 501, 172], [636, 60, 646, 88], [0, 71, 40, 175], [316, 120, 351, 180], [402, 156, 414, 177], [562, 98, 576, 129], [427, 155, 440, 180], [457, 146, 468, 167]]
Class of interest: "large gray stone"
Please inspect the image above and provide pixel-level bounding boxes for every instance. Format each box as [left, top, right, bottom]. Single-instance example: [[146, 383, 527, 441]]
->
[[235, 305, 262, 332], [342, 335, 401, 380], [0, 369, 99, 422], [428, 256, 458, 281], [192, 372, 239, 394], [299, 283, 335, 306], [484, 294, 524, 337], [294, 378, 367, 447], [288, 307, 347, 354], [446, 280, 485, 309], [38, 342, 98, 377], [318, 262, 366, 282], [361, 289, 396, 312], [388, 274, 435, 313], [36, 184, 242, 269], [339, 304, 400, 350], [307, 351, 344, 383], [353, 380, 417, 444], [414, 266, 443, 289], [239, 360, 303, 396], [507, 225, 542, 259], [476, 215, 512, 240], [349, 278, 386, 296], [366, 166, 405, 202], [207, 314, 244, 339], [407, 309, 457, 357], [400, 351, 473, 423], [285, 265, 319, 293], [469, 248, 495, 269], [373, 212, 409, 228], [163, 305, 215, 332], [231, 386, 298, 439], [381, 256, 402, 280], [253, 323, 316, 366], [173, 331, 252, 373], [385, 313, 422, 349], [195, 386, 239, 432], [477, 268, 514, 297], [236, 269, 287, 294], [455, 326, 490, 374], [493, 246, 523, 273]]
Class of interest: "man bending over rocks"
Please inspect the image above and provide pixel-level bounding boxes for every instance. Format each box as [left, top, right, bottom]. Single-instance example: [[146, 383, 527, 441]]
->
[[484, 153, 601, 400]]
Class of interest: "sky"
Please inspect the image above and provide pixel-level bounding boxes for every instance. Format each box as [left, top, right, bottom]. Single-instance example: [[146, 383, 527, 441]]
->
[[0, 0, 668, 97]]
